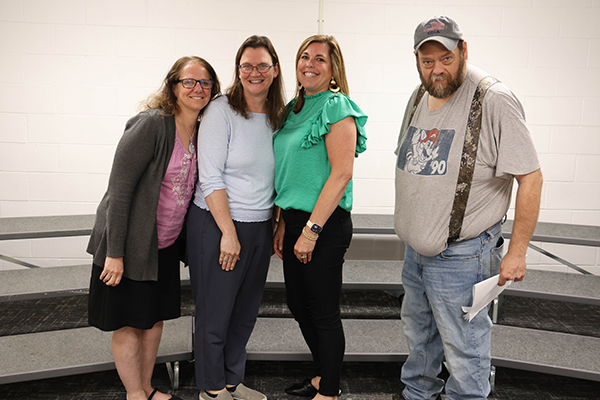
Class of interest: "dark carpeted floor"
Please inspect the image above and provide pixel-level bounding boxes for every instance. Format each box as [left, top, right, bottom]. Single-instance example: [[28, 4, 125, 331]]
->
[[1, 289, 599, 399]]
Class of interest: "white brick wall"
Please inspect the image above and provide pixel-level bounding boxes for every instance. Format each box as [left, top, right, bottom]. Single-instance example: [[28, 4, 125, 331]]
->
[[0, 0, 599, 270]]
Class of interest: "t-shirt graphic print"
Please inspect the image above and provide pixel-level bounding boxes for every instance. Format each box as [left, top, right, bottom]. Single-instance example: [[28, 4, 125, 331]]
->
[[397, 126, 455, 176]]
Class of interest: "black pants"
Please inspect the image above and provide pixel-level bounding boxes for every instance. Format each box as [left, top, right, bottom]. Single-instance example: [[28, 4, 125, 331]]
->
[[282, 207, 352, 396]]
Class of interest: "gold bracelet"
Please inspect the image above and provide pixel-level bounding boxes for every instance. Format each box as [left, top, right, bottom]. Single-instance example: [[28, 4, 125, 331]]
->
[[302, 227, 318, 241]]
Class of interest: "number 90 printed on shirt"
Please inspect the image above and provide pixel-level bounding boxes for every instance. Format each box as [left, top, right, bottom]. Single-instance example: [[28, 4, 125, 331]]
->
[[397, 126, 455, 176]]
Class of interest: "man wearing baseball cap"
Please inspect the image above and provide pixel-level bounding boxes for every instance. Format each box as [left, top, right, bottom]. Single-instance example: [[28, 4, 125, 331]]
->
[[394, 16, 543, 399]]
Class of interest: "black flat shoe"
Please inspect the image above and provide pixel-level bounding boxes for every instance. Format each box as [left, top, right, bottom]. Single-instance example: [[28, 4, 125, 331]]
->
[[285, 378, 318, 397]]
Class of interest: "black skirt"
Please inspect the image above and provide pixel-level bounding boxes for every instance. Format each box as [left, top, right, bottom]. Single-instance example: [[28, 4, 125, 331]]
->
[[88, 241, 181, 332]]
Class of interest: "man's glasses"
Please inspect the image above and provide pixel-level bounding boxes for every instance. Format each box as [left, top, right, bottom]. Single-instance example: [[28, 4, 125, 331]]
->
[[238, 64, 274, 74], [178, 79, 213, 89]]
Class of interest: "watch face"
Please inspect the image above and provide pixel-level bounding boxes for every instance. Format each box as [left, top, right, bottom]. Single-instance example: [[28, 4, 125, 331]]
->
[[310, 224, 322, 234]]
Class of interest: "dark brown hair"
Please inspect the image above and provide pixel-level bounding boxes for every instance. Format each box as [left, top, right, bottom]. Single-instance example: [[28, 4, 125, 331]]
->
[[141, 56, 221, 116], [293, 35, 349, 114], [226, 35, 286, 130]]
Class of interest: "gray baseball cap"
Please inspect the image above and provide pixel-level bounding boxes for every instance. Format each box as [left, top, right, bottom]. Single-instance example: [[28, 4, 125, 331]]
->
[[414, 16, 464, 51]]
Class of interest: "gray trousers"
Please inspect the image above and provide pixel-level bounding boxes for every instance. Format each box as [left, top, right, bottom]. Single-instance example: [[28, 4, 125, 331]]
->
[[187, 205, 272, 390]]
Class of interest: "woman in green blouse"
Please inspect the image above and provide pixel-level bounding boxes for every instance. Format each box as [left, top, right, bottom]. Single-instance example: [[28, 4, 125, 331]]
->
[[273, 35, 367, 400]]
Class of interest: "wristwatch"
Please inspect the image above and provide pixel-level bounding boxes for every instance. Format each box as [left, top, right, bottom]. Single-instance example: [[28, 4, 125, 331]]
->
[[306, 220, 323, 235]]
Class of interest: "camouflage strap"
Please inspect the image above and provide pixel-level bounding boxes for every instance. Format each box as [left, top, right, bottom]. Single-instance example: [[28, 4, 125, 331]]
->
[[448, 76, 499, 242], [407, 85, 426, 127]]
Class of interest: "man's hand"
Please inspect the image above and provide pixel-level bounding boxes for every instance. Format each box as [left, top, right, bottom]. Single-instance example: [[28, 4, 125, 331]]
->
[[498, 168, 543, 286], [498, 250, 526, 286]]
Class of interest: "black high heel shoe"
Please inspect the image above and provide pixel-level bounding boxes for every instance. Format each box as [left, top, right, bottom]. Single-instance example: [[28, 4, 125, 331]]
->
[[285, 378, 318, 397]]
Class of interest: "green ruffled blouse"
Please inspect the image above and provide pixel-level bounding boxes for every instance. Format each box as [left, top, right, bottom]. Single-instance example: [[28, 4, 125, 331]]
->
[[273, 90, 368, 213]]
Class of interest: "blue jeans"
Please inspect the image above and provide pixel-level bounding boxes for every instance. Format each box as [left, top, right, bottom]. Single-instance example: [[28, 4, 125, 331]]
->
[[400, 222, 504, 400]]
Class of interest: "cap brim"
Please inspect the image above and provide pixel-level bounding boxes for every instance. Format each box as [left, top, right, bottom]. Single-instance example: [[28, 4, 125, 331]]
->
[[415, 36, 459, 52]]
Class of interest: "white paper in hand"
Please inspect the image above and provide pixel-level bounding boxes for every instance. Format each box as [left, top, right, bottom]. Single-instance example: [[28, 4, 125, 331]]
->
[[461, 274, 512, 322]]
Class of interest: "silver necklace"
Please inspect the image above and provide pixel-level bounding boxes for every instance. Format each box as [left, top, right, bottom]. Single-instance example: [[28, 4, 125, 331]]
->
[[178, 114, 196, 154]]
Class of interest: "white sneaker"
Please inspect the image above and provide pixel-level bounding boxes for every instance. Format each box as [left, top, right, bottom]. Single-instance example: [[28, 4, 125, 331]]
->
[[229, 384, 267, 400]]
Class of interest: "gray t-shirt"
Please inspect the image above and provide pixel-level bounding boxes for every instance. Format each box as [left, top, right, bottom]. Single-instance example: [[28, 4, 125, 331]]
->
[[193, 96, 276, 222], [394, 64, 540, 257]]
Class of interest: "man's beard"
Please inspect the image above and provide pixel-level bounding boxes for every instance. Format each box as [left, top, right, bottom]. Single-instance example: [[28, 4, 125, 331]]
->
[[419, 54, 466, 99]]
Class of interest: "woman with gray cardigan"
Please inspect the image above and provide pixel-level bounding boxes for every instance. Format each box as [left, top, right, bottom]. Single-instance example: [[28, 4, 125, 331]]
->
[[87, 56, 220, 400]]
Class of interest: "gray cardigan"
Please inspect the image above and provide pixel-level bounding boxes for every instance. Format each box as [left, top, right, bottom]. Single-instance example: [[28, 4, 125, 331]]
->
[[87, 109, 177, 281]]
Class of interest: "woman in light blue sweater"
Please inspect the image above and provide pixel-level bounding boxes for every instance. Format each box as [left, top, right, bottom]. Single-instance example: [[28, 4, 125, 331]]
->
[[187, 35, 286, 400]]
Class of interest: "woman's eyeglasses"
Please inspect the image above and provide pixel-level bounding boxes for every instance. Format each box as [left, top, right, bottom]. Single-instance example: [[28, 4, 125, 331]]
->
[[238, 64, 274, 74], [178, 79, 213, 89]]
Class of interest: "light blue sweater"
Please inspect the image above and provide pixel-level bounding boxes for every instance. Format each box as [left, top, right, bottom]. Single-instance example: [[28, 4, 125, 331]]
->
[[193, 96, 275, 222]]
